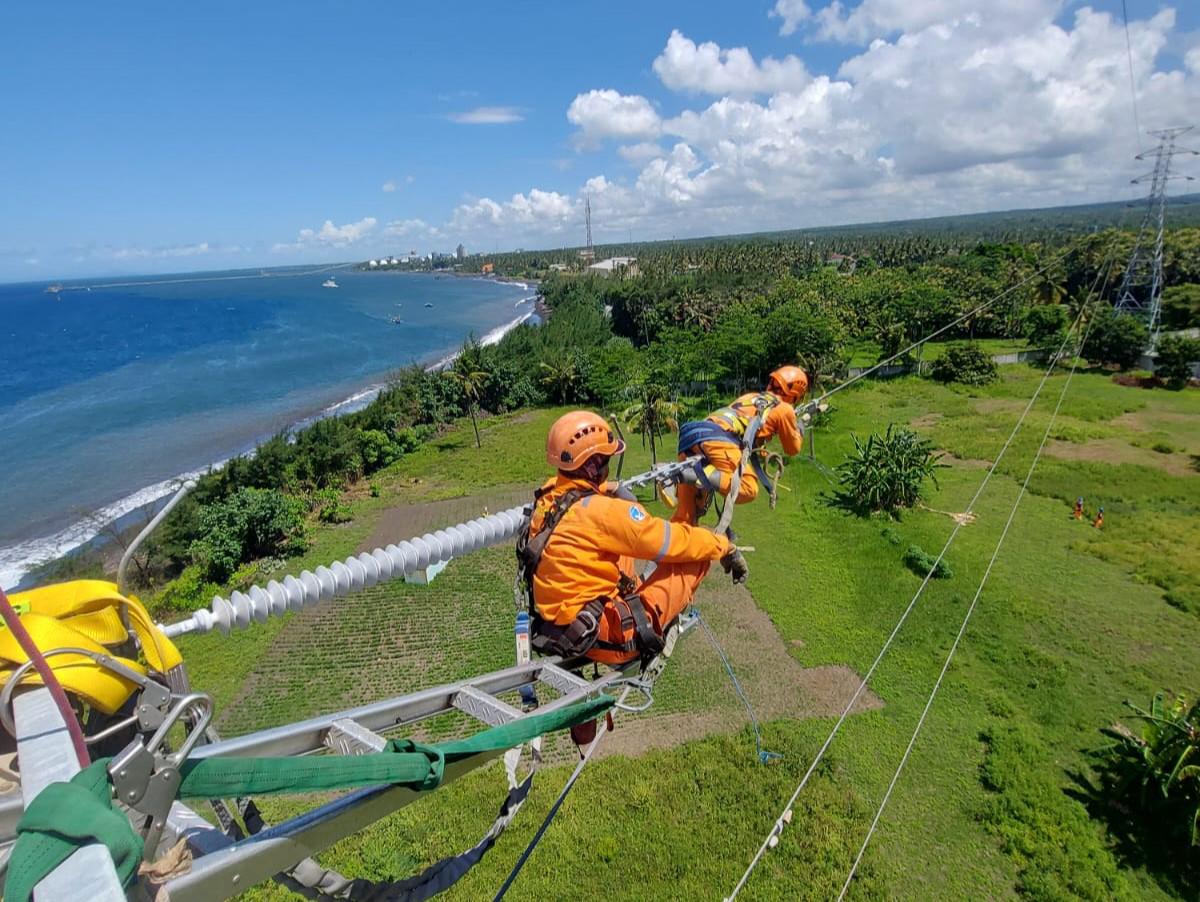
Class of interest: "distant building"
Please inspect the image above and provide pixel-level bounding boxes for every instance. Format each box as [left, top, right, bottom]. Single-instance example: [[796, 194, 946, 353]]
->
[[548, 262, 569, 272], [481, 262, 495, 274], [388, 256, 399, 265], [587, 256, 638, 277], [368, 259, 379, 268], [826, 253, 857, 273], [456, 243, 465, 260]]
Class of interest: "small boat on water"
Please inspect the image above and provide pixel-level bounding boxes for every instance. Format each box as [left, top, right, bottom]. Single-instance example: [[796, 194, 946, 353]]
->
[[424, 302, 434, 308], [44, 284, 62, 295], [390, 316, 404, 324], [322, 277, 338, 288]]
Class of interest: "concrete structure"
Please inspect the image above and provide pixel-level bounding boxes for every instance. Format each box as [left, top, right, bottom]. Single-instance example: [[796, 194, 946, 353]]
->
[[368, 259, 378, 268], [587, 256, 638, 277], [456, 243, 465, 261]]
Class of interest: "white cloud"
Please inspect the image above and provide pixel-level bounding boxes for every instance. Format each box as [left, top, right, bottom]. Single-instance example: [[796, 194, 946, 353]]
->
[[809, 0, 1063, 44], [567, 89, 661, 146], [769, 0, 812, 37], [653, 30, 809, 96], [275, 217, 378, 251], [451, 189, 576, 233], [382, 180, 397, 193], [619, 141, 666, 163], [383, 218, 440, 241], [447, 106, 524, 124], [445, 4, 1198, 249], [111, 242, 213, 260]]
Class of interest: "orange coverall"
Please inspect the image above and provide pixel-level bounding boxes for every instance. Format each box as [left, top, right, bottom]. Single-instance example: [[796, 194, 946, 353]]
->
[[673, 392, 805, 525], [530, 474, 731, 665]]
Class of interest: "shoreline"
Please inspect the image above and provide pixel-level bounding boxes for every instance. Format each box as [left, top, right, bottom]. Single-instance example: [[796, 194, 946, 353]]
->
[[0, 281, 543, 591]]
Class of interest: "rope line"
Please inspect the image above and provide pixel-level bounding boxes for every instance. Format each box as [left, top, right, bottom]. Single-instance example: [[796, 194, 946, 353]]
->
[[725, 237, 1124, 899], [696, 611, 781, 765], [835, 285, 1112, 899], [492, 684, 630, 901]]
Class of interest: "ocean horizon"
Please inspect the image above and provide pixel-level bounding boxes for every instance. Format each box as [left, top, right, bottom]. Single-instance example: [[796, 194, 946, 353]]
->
[[0, 265, 536, 589]]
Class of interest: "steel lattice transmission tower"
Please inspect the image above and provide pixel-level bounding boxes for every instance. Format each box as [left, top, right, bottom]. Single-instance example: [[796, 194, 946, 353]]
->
[[579, 195, 595, 264], [1115, 126, 1197, 339]]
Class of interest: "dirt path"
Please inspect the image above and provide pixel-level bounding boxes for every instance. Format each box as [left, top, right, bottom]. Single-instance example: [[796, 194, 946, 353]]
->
[[219, 485, 882, 757]]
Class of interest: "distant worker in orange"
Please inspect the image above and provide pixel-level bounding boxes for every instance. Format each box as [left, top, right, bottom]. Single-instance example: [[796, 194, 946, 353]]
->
[[518, 411, 745, 665], [1093, 506, 1104, 529], [1073, 497, 1084, 520], [672, 365, 810, 525]]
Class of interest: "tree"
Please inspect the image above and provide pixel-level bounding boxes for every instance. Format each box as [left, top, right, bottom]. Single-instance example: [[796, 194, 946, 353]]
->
[[620, 380, 680, 465], [1082, 307, 1149, 370], [447, 343, 491, 448], [1161, 284, 1200, 331], [538, 349, 587, 404], [189, 488, 307, 583], [929, 342, 999, 385], [1024, 304, 1071, 350], [1154, 335, 1200, 389]]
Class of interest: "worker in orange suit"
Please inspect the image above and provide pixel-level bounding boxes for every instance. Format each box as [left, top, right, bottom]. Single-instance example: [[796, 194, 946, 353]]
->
[[518, 410, 745, 666], [1073, 497, 1084, 520], [672, 365, 810, 525], [1093, 506, 1104, 529]]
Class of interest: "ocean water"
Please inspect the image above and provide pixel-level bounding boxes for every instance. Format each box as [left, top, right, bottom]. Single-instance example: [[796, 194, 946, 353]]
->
[[0, 266, 536, 588]]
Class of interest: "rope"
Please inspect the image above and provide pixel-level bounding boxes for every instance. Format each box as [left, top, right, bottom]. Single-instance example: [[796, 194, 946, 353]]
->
[[835, 284, 1109, 900], [492, 683, 631, 901], [696, 612, 781, 765], [0, 587, 89, 768], [725, 263, 1114, 898], [814, 245, 1073, 404]]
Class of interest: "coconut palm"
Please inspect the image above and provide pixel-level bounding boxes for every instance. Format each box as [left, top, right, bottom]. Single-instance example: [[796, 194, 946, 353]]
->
[[620, 380, 680, 465]]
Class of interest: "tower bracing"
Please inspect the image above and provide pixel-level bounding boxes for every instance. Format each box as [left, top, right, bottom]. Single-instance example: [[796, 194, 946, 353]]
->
[[1115, 126, 1196, 340], [579, 196, 595, 263]]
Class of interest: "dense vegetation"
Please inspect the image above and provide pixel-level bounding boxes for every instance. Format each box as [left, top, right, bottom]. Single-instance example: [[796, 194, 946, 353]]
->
[[118, 221, 1200, 616]]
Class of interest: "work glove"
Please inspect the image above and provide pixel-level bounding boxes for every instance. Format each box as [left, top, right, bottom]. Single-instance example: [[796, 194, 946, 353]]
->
[[720, 527, 749, 584], [721, 547, 750, 585], [678, 460, 704, 485]]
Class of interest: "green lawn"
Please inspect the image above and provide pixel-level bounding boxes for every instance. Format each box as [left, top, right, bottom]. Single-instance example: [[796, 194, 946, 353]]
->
[[847, 338, 1032, 368], [175, 371, 1200, 901]]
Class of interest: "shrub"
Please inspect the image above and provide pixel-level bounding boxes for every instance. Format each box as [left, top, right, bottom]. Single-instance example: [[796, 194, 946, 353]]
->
[[1152, 442, 1175, 455], [150, 564, 220, 617], [929, 342, 998, 385], [359, 429, 399, 471], [1082, 307, 1149, 370], [313, 487, 353, 524], [902, 545, 953, 579], [1154, 335, 1200, 390], [835, 425, 944, 517], [1093, 692, 1200, 854], [1024, 305, 1071, 349], [188, 488, 307, 583]]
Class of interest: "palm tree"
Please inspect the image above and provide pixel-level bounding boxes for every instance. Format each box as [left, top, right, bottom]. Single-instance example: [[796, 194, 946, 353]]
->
[[538, 351, 584, 403], [620, 381, 680, 465], [446, 364, 489, 448]]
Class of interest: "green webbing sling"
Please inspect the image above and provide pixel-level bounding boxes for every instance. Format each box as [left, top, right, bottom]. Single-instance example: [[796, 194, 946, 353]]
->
[[5, 695, 614, 902]]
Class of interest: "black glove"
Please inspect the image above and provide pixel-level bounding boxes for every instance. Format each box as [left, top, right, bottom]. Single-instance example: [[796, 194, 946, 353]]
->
[[721, 546, 749, 585]]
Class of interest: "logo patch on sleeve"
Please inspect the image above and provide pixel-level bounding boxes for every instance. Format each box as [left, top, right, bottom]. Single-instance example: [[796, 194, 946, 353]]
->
[[629, 505, 647, 522]]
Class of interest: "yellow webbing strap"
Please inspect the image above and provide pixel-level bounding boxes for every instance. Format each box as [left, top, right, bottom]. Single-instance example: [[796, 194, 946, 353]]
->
[[0, 581, 182, 714]]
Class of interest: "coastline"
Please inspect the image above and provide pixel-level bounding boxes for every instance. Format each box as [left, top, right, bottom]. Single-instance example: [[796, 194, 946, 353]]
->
[[0, 281, 543, 591]]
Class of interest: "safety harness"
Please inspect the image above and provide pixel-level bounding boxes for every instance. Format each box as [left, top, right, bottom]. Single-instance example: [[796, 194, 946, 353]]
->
[[676, 392, 781, 499], [516, 486, 664, 662]]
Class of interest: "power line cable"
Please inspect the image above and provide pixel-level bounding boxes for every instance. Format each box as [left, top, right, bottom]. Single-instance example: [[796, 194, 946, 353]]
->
[[834, 263, 1116, 900], [726, 235, 1123, 900], [1121, 0, 1144, 153]]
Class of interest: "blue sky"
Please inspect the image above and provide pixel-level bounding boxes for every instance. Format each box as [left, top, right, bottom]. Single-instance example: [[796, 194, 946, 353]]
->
[[2, 1, 1197, 280]]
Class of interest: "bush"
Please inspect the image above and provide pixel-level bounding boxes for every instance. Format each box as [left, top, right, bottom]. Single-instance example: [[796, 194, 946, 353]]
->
[[835, 425, 944, 517], [1154, 335, 1200, 389], [189, 488, 307, 583], [902, 545, 953, 579], [150, 564, 220, 617], [929, 342, 999, 385], [1092, 693, 1200, 859], [1161, 283, 1200, 330], [1024, 305, 1071, 349], [1082, 307, 1149, 370], [313, 487, 353, 524]]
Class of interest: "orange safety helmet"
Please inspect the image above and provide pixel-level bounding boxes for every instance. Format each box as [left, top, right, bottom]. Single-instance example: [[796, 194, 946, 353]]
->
[[768, 365, 809, 402], [546, 410, 625, 470]]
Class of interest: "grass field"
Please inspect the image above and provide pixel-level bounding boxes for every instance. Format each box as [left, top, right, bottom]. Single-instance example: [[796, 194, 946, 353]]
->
[[175, 366, 1200, 901]]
